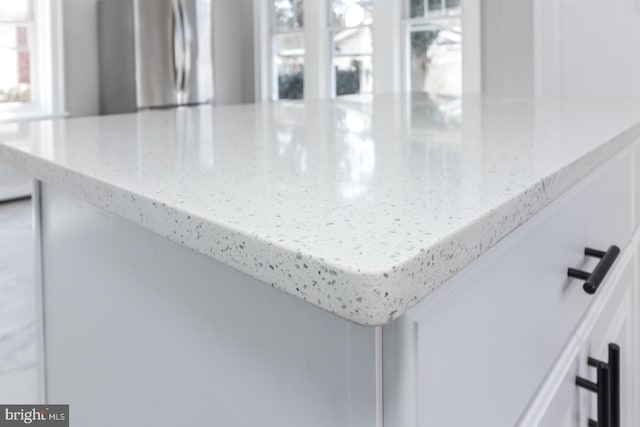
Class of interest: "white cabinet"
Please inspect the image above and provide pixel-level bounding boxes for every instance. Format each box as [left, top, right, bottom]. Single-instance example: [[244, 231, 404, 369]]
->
[[383, 145, 638, 427], [521, 249, 636, 427], [31, 134, 640, 425], [35, 143, 639, 426]]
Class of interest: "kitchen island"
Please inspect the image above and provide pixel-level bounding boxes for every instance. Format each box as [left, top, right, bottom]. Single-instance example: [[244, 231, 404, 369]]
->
[[0, 94, 639, 426]]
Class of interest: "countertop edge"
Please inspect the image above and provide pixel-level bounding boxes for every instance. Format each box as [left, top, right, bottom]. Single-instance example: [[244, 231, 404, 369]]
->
[[0, 121, 638, 326]]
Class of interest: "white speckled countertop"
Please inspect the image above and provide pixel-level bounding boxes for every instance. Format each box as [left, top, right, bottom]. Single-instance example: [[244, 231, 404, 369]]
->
[[1, 94, 640, 325]]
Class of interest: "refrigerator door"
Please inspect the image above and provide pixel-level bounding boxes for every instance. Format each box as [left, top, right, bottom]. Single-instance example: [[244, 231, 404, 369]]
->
[[133, 0, 176, 109], [133, 0, 213, 110], [181, 0, 214, 105]]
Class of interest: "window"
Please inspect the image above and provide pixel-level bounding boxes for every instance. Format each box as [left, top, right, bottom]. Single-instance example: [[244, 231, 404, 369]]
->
[[256, 1, 477, 102], [330, 0, 373, 96], [0, 2, 33, 106], [272, 0, 305, 100], [406, 0, 462, 97], [0, 0, 64, 121]]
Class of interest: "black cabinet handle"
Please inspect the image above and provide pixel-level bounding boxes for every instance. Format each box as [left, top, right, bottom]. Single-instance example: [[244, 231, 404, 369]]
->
[[608, 344, 620, 427], [577, 360, 610, 427], [579, 343, 621, 427], [568, 246, 620, 294]]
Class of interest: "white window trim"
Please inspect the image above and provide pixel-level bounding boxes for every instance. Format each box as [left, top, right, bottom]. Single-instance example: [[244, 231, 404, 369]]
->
[[371, 1, 401, 94], [303, 0, 330, 99], [0, 0, 65, 123], [253, 0, 270, 102], [461, 0, 481, 94], [35, 0, 65, 117]]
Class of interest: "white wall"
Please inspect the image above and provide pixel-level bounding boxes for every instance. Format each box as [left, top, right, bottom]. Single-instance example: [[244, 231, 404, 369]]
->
[[482, 0, 640, 97], [61, 0, 254, 117], [481, 0, 534, 96], [535, 0, 640, 96], [63, 0, 100, 117]]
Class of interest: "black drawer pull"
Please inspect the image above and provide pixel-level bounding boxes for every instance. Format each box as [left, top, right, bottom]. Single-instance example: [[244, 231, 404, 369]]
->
[[577, 360, 610, 427], [581, 343, 621, 427], [609, 344, 620, 427], [568, 246, 620, 294]]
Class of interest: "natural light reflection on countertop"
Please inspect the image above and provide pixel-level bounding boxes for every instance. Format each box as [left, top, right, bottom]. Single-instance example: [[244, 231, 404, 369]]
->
[[1, 93, 640, 325]]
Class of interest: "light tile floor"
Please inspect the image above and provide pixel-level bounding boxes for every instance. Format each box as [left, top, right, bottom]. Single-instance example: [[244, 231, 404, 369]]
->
[[0, 200, 38, 403]]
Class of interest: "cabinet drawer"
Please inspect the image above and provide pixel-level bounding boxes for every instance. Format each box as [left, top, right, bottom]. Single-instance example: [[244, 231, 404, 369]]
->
[[383, 146, 633, 427], [517, 248, 635, 427]]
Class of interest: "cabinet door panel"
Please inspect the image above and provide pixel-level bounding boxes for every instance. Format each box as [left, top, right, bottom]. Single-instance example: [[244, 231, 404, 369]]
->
[[536, 372, 579, 427], [580, 256, 635, 427], [518, 343, 581, 427]]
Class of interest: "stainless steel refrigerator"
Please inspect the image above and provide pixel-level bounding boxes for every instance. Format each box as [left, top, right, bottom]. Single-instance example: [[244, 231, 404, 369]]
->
[[98, 0, 214, 114]]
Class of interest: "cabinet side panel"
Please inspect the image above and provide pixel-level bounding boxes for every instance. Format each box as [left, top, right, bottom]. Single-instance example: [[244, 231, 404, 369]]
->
[[40, 183, 376, 427], [634, 141, 640, 231], [635, 246, 640, 427], [382, 317, 418, 427], [33, 181, 46, 403]]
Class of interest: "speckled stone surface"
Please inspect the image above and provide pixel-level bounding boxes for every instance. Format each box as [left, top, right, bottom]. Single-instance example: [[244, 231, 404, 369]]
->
[[1, 94, 640, 325]]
